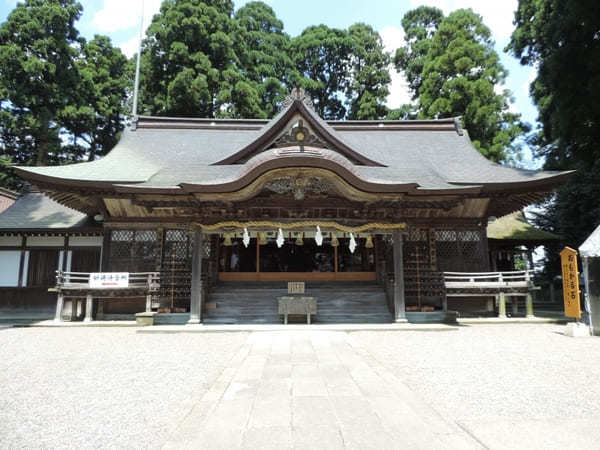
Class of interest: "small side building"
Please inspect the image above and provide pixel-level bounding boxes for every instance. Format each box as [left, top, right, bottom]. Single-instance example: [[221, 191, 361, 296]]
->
[[487, 210, 560, 271], [0, 188, 102, 317]]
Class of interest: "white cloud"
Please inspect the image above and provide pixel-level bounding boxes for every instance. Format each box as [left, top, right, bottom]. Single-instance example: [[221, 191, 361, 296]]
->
[[119, 35, 141, 59], [93, 0, 162, 33], [379, 26, 412, 108], [409, 0, 518, 41]]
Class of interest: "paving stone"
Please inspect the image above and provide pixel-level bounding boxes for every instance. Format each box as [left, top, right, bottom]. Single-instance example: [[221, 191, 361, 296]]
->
[[291, 363, 321, 378], [203, 398, 254, 431], [292, 378, 329, 397], [262, 364, 293, 380], [222, 380, 259, 401], [339, 422, 398, 450], [329, 396, 382, 428], [248, 398, 292, 428], [257, 379, 292, 398], [242, 426, 293, 449], [292, 397, 339, 427], [292, 425, 345, 450], [324, 376, 362, 396]]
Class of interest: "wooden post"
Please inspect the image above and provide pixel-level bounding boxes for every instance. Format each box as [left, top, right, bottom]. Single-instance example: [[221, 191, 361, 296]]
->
[[526, 293, 534, 318], [256, 235, 260, 273], [100, 230, 111, 271], [54, 293, 64, 322], [393, 230, 407, 322], [188, 228, 204, 324], [498, 293, 507, 318], [146, 273, 153, 312], [17, 235, 26, 287], [84, 293, 93, 322]]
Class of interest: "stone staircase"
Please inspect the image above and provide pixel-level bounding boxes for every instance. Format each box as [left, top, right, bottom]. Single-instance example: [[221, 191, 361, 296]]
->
[[203, 282, 393, 324]]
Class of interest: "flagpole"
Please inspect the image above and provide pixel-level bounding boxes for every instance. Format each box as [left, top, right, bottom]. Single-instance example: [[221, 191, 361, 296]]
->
[[131, 0, 144, 122]]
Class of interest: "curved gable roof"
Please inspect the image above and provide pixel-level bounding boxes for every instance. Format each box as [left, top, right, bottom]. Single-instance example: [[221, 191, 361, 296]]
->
[[214, 97, 385, 167]]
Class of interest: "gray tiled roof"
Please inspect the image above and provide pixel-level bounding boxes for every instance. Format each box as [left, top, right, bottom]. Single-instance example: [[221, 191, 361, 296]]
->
[[0, 192, 94, 230], [15, 100, 570, 192]]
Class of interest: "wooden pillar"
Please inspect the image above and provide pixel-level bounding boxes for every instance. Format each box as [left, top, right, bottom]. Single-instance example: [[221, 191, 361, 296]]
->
[[17, 235, 26, 287], [84, 293, 93, 322], [393, 230, 407, 322], [188, 228, 204, 324], [100, 229, 111, 271], [54, 293, 64, 322], [526, 293, 534, 318], [498, 293, 507, 318]]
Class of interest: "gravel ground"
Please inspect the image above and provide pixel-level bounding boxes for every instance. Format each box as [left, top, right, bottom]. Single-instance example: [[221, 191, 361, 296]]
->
[[0, 328, 248, 449], [1, 324, 599, 449], [353, 324, 600, 421]]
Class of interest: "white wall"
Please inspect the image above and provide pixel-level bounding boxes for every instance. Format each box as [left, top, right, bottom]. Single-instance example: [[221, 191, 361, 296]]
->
[[0, 236, 21, 247], [0, 251, 21, 287], [69, 236, 103, 247], [26, 236, 65, 247]]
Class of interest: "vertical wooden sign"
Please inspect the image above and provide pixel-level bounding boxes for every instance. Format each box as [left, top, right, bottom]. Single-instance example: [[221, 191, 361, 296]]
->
[[560, 247, 581, 319]]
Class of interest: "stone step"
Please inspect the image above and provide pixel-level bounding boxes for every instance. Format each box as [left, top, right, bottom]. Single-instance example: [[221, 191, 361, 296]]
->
[[205, 282, 392, 324]]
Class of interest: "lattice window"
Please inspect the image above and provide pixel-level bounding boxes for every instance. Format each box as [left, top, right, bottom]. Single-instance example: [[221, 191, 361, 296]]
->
[[164, 229, 191, 260], [434, 229, 486, 272], [109, 229, 157, 272], [404, 228, 431, 271]]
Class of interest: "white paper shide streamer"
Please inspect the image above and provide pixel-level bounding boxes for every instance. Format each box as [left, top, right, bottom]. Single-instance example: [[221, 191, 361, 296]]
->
[[242, 227, 250, 248], [276, 228, 285, 248], [349, 232, 357, 253], [315, 226, 323, 246]]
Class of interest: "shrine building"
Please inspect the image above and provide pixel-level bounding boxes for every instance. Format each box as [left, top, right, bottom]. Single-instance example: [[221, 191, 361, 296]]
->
[[0, 89, 571, 323]]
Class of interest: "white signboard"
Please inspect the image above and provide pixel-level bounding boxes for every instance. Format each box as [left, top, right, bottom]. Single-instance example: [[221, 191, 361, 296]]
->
[[89, 273, 129, 288]]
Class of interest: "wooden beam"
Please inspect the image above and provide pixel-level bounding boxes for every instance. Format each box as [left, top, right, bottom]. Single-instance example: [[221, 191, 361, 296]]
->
[[393, 229, 407, 322]]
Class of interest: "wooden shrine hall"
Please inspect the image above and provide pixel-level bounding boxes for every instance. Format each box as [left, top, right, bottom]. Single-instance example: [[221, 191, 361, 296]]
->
[[12, 89, 571, 324]]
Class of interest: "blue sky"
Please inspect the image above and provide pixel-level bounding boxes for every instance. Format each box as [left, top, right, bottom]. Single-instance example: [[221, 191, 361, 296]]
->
[[1, 0, 540, 167]]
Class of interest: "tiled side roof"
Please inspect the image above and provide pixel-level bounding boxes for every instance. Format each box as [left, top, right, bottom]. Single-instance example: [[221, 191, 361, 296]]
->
[[487, 211, 560, 242], [0, 192, 95, 230]]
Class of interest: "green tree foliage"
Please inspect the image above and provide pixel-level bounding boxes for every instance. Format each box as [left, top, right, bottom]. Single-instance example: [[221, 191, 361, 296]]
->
[[346, 23, 390, 120], [507, 0, 600, 262], [0, 0, 83, 168], [234, 1, 293, 118], [0, 0, 129, 190], [67, 36, 131, 161], [290, 25, 354, 120], [395, 8, 525, 162], [291, 24, 391, 120], [140, 0, 265, 118], [393, 6, 444, 99]]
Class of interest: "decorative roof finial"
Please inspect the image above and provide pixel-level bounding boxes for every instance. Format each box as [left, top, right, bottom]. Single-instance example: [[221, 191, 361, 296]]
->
[[282, 87, 314, 109]]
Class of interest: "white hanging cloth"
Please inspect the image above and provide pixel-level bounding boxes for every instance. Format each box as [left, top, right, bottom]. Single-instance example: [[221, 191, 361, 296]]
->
[[242, 227, 250, 248], [315, 226, 323, 246], [349, 232, 357, 254], [276, 228, 285, 248]]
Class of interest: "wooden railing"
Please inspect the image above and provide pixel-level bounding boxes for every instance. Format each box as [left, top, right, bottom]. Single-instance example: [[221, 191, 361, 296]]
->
[[443, 270, 537, 317], [55, 271, 160, 291], [53, 271, 161, 322], [443, 270, 533, 290]]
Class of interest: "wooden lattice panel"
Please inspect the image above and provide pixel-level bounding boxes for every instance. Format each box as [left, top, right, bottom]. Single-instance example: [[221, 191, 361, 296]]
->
[[159, 229, 192, 311]]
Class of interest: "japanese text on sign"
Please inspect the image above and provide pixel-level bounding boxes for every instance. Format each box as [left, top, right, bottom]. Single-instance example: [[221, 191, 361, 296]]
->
[[89, 273, 129, 288], [560, 247, 581, 319]]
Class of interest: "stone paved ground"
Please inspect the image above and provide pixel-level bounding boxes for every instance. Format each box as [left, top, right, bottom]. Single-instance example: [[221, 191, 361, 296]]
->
[[1, 324, 599, 449]]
